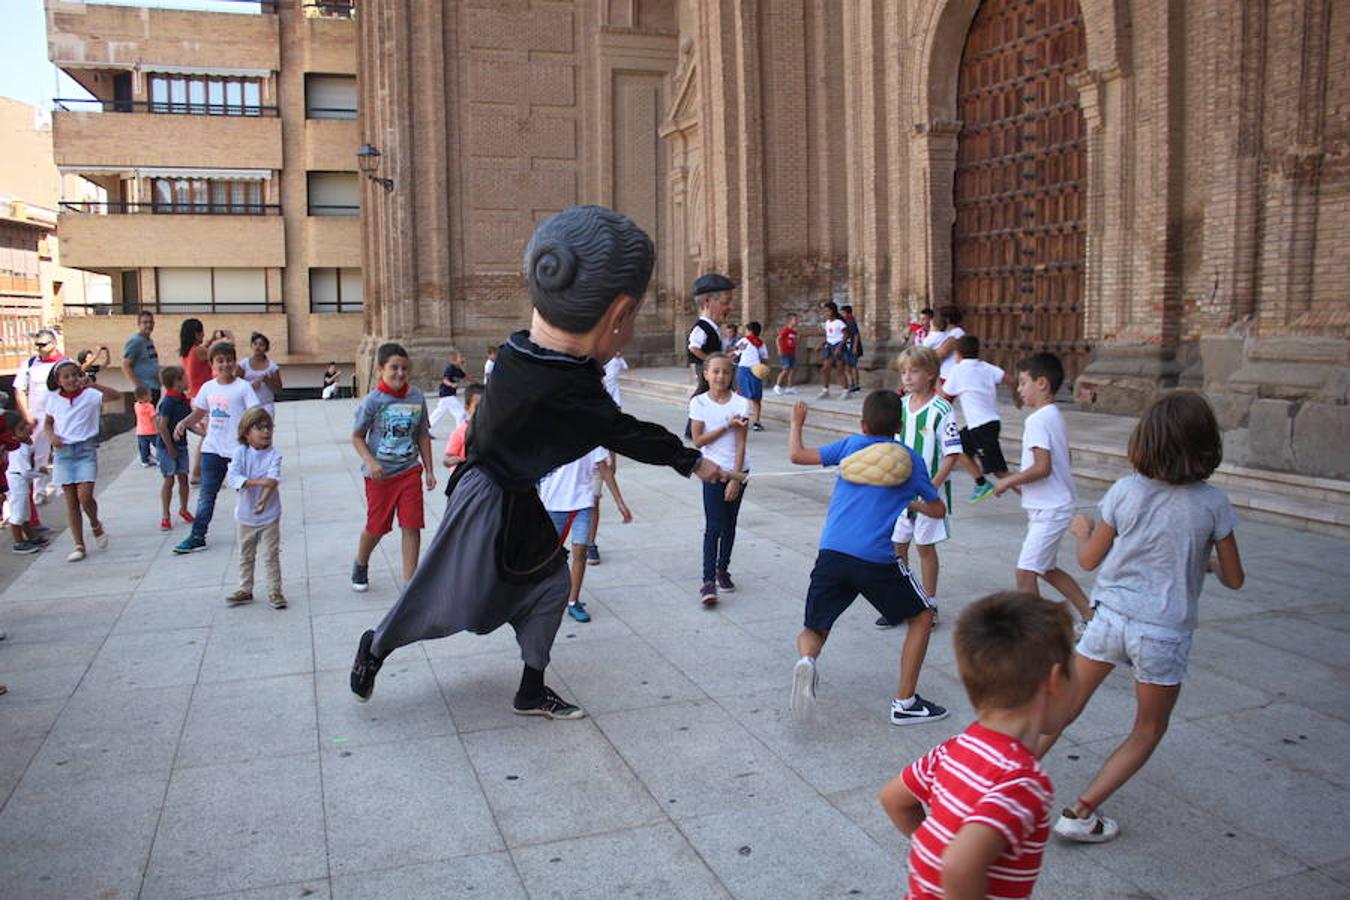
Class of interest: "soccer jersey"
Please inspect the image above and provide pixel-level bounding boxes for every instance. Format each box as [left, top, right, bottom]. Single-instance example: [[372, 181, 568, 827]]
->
[[897, 394, 961, 505], [902, 722, 1054, 899]]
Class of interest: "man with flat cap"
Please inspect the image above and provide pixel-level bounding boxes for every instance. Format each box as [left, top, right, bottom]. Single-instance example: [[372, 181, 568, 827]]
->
[[687, 272, 735, 387]]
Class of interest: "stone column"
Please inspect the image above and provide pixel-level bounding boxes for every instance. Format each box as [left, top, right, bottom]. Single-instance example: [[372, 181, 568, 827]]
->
[[906, 120, 960, 311]]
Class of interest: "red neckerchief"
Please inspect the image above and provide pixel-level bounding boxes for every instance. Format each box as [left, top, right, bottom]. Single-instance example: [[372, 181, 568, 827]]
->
[[57, 386, 85, 403], [376, 380, 409, 398], [164, 388, 187, 400], [41, 353, 66, 365], [744, 334, 764, 348]]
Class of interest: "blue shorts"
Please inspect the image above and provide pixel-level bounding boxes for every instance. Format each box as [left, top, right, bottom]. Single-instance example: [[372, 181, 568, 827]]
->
[[803, 550, 931, 631], [548, 507, 594, 547], [157, 441, 190, 477], [735, 367, 764, 401], [822, 343, 845, 362], [780, 353, 796, 369], [54, 439, 98, 485], [842, 347, 858, 367]]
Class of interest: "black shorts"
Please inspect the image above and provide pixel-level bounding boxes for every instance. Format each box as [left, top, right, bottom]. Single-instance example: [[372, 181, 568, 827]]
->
[[803, 550, 931, 631], [959, 420, 1007, 474]]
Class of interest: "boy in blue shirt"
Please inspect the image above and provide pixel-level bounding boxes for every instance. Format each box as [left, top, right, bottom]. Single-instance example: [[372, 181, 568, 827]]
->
[[787, 393, 948, 725]]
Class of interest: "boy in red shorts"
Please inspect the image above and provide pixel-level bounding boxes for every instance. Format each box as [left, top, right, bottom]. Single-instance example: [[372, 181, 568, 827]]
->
[[350, 343, 437, 592]]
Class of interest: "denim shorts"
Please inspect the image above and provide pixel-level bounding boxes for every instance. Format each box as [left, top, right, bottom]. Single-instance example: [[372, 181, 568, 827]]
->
[[735, 366, 764, 401], [779, 353, 796, 369], [157, 442, 190, 477], [1077, 604, 1194, 685], [548, 507, 594, 547], [54, 439, 98, 485]]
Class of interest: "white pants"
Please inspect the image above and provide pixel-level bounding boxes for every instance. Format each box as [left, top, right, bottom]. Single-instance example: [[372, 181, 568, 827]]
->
[[429, 395, 465, 434], [321, 383, 339, 400], [5, 472, 34, 526]]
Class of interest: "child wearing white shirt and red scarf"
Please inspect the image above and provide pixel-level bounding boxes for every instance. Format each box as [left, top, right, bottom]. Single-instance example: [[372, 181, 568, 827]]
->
[[43, 360, 121, 561]]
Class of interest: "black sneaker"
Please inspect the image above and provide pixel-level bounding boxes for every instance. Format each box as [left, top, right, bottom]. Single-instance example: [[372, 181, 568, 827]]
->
[[351, 561, 369, 593], [751, 422, 765, 432], [11, 541, 41, 555], [874, 615, 897, 629], [716, 571, 736, 592], [512, 685, 586, 720], [350, 629, 383, 702], [586, 544, 600, 566], [890, 694, 948, 726]]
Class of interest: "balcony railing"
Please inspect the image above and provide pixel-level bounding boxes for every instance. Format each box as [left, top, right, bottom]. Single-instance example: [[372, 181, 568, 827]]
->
[[60, 201, 282, 216], [79, 1, 277, 12], [305, 106, 357, 120], [307, 204, 359, 217], [54, 98, 279, 117]]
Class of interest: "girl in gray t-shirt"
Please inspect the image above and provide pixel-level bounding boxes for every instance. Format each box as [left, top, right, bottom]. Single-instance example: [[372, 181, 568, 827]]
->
[[1036, 392, 1246, 846]]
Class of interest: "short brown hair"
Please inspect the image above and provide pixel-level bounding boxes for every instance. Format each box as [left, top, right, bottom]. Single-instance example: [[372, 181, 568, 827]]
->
[[237, 406, 274, 444], [861, 389, 903, 435], [955, 591, 1074, 711], [208, 340, 236, 363], [160, 365, 185, 389], [1128, 391, 1223, 484]]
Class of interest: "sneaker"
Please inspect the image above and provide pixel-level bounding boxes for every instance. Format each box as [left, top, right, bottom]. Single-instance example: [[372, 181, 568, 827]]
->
[[140, 460, 155, 468], [92, 528, 109, 550], [173, 534, 207, 554], [586, 544, 601, 566], [890, 695, 948, 726], [566, 602, 592, 623], [226, 590, 254, 607], [716, 571, 736, 593], [968, 481, 995, 504], [1053, 809, 1120, 844], [269, 593, 287, 610], [33, 492, 46, 507], [350, 629, 384, 702], [847, 384, 862, 394], [29, 536, 48, 548], [178, 509, 196, 524], [874, 615, 897, 629], [351, 561, 370, 593], [751, 422, 765, 432], [773, 385, 783, 395], [512, 685, 586, 720], [790, 657, 818, 721], [31, 525, 53, 537], [784, 386, 799, 394], [66, 547, 86, 562], [817, 388, 831, 399], [11, 541, 41, 555], [159, 517, 172, 531], [699, 582, 718, 607]]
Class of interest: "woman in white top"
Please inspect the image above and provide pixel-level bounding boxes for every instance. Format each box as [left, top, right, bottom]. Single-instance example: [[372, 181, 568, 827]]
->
[[818, 301, 847, 399], [688, 353, 750, 607], [43, 360, 121, 561], [242, 332, 283, 418]]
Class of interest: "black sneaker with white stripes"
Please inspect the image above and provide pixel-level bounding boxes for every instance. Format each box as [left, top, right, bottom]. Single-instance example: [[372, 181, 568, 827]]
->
[[889, 694, 948, 726], [512, 685, 586, 720]]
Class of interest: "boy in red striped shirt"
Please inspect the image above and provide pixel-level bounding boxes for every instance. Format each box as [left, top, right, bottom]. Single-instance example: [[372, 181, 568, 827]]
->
[[880, 592, 1076, 899]]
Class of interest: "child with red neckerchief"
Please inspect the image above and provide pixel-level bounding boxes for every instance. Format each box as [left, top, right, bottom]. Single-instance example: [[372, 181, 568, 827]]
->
[[43, 360, 122, 561]]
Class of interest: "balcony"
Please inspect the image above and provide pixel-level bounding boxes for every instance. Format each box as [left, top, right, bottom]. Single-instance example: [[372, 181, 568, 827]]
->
[[47, 1, 280, 73], [58, 203, 284, 269], [54, 104, 283, 170], [304, 118, 359, 171]]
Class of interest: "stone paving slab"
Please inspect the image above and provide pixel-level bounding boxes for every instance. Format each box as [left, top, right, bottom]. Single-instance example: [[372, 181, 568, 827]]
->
[[0, 393, 1347, 899]]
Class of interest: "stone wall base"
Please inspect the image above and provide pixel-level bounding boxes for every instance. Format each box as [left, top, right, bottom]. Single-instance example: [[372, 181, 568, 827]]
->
[[1072, 343, 1199, 416]]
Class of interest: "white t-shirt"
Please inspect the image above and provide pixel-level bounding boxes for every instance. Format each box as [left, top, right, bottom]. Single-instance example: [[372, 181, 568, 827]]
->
[[242, 358, 279, 410], [538, 446, 608, 512], [823, 319, 847, 346], [5, 441, 35, 477], [225, 444, 282, 527], [942, 358, 1004, 428], [13, 354, 64, 418], [194, 377, 262, 459], [688, 391, 751, 471], [734, 338, 768, 369], [1019, 403, 1075, 510], [688, 316, 718, 352], [603, 356, 628, 405], [47, 388, 103, 443], [930, 326, 966, 380], [484, 358, 495, 381]]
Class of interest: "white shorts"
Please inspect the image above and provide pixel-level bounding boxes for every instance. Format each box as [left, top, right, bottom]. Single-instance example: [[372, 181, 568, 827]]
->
[[5, 473, 34, 526], [1077, 604, 1193, 685], [891, 511, 949, 546], [1016, 506, 1073, 573]]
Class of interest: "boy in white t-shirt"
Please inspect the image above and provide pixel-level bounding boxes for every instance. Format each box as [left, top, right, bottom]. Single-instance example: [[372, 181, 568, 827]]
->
[[539, 446, 632, 623], [941, 335, 1010, 504], [922, 306, 966, 383], [172, 341, 262, 555], [994, 353, 1091, 623], [688, 354, 750, 606]]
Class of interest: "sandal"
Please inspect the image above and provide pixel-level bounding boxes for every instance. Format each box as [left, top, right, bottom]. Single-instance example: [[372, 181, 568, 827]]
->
[[92, 527, 109, 550], [66, 546, 86, 562]]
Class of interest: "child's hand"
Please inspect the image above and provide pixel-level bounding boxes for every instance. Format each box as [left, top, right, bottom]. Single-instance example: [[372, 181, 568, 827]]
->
[[1070, 513, 1093, 539], [694, 457, 726, 483], [173, 424, 186, 442], [728, 415, 749, 431], [50, 435, 64, 449], [424, 469, 437, 491], [253, 499, 267, 515], [993, 476, 1012, 497], [791, 401, 808, 427], [367, 462, 386, 480], [165, 447, 178, 460], [724, 480, 741, 502], [618, 501, 633, 524]]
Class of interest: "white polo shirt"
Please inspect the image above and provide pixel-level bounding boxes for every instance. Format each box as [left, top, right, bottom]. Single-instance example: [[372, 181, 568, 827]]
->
[[47, 388, 103, 443]]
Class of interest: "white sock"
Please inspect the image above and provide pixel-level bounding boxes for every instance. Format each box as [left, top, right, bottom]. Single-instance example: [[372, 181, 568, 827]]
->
[[928, 596, 939, 609], [896, 695, 916, 709], [798, 656, 815, 667]]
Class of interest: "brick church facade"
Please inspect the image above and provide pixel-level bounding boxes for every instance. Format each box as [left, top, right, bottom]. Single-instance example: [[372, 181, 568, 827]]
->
[[356, 1, 1347, 478]]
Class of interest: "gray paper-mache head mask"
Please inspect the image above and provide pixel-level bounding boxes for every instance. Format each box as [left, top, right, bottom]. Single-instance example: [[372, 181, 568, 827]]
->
[[524, 205, 654, 334]]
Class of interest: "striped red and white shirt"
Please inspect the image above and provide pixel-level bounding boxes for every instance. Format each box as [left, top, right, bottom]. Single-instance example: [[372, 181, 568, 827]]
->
[[901, 722, 1054, 899]]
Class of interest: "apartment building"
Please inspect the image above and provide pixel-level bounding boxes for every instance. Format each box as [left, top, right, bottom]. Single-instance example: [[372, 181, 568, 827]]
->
[[46, 0, 362, 390]]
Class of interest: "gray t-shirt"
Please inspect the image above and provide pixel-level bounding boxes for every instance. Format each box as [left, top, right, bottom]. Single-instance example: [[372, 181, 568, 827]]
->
[[123, 333, 160, 392], [1091, 474, 1237, 631], [352, 387, 430, 478]]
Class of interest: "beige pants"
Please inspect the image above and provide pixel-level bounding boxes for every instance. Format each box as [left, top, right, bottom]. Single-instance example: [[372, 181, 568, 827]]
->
[[238, 520, 282, 595]]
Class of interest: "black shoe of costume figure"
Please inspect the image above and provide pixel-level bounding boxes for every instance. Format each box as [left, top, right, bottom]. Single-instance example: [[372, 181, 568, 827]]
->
[[351, 629, 383, 702]]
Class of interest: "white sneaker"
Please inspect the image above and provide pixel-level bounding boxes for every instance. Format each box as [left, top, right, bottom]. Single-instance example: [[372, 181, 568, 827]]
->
[[817, 388, 831, 399], [773, 385, 783, 395], [33, 492, 47, 507], [1053, 809, 1120, 843], [66, 547, 86, 562], [785, 387, 799, 394], [790, 658, 818, 721]]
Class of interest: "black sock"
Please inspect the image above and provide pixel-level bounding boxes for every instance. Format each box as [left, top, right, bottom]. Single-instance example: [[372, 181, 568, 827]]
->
[[975, 476, 987, 486], [516, 664, 545, 703]]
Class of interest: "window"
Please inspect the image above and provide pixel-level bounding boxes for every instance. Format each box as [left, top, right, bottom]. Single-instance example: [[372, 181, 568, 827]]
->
[[305, 74, 357, 119], [148, 74, 268, 116], [154, 268, 273, 313], [310, 267, 363, 313], [307, 172, 360, 216], [150, 179, 266, 214]]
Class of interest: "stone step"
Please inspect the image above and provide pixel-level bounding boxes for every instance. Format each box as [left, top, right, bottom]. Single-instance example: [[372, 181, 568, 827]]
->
[[621, 368, 1350, 538]]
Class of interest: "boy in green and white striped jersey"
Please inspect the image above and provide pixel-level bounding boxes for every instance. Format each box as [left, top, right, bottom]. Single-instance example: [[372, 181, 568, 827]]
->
[[879, 346, 963, 629]]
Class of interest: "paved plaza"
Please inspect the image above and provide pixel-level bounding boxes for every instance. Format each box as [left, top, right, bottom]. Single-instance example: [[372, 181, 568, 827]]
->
[[0, 388, 1347, 899]]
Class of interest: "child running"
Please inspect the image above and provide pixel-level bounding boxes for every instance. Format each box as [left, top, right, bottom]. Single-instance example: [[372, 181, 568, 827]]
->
[[689, 353, 750, 606], [879, 346, 961, 630], [172, 342, 262, 554], [225, 407, 285, 609], [586, 351, 630, 564], [4, 412, 47, 555], [133, 387, 157, 467], [773, 313, 799, 395], [429, 348, 467, 434], [442, 383, 484, 475], [787, 394, 948, 724], [539, 448, 632, 623], [941, 335, 1010, 503], [994, 352, 1092, 623], [733, 321, 768, 431], [1039, 392, 1244, 843], [44, 360, 121, 561], [881, 591, 1074, 899], [350, 343, 436, 591], [155, 366, 198, 531]]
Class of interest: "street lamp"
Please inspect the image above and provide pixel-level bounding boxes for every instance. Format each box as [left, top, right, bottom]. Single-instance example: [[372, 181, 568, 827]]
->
[[356, 144, 394, 193]]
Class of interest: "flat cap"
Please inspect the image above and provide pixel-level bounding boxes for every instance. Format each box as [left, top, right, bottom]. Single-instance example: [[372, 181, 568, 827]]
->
[[692, 273, 736, 296]]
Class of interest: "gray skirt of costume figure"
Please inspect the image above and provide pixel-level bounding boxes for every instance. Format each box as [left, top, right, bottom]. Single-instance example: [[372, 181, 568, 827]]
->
[[371, 466, 569, 670]]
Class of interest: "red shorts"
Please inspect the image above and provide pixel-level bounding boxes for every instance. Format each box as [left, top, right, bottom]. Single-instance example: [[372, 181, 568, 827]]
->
[[363, 466, 425, 535]]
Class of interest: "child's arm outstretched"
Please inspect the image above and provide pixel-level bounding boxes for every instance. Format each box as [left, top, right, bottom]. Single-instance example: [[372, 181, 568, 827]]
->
[[175, 408, 207, 442], [994, 447, 1048, 496], [1070, 513, 1115, 570], [86, 381, 123, 402], [596, 459, 633, 523], [788, 401, 822, 465]]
